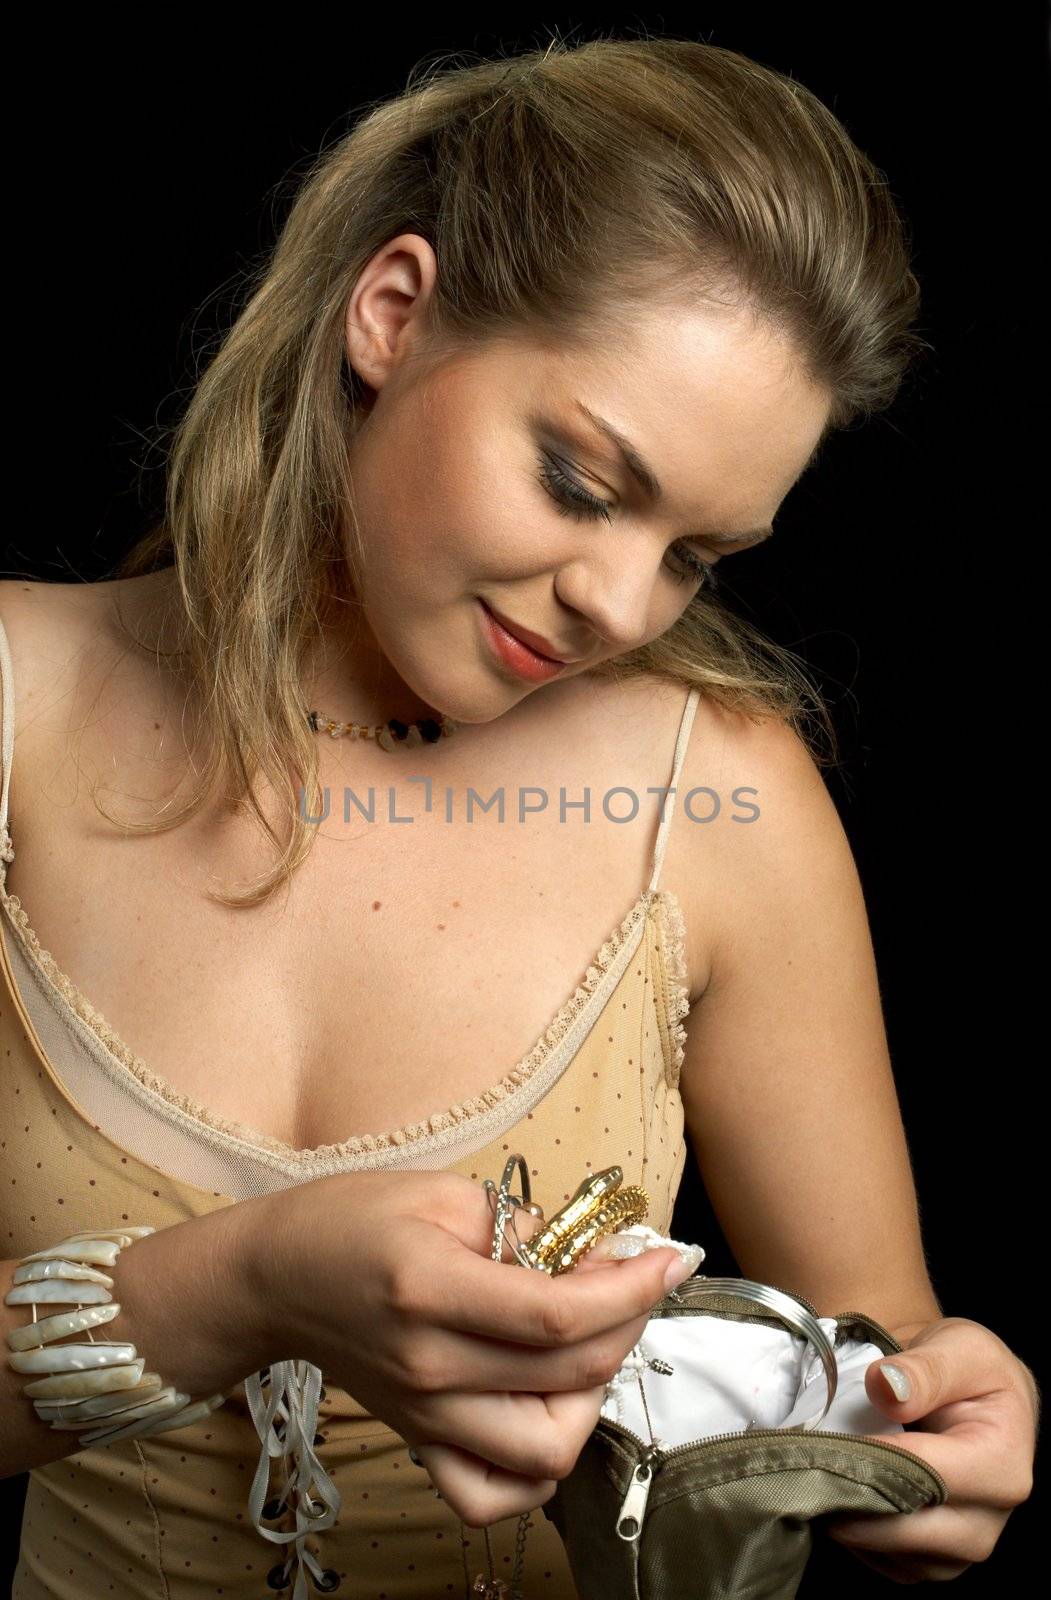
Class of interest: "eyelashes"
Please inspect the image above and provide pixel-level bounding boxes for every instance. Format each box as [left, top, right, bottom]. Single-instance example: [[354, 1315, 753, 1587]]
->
[[535, 451, 717, 589]]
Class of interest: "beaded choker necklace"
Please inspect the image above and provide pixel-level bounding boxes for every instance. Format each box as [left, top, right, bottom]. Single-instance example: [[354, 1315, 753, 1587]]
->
[[307, 708, 460, 751]]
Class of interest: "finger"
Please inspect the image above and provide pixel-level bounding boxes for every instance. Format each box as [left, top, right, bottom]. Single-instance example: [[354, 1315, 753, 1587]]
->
[[829, 1544, 928, 1583], [409, 1311, 652, 1393], [417, 1441, 558, 1528], [416, 1239, 683, 1346], [865, 1318, 1022, 1428], [854, 1418, 1031, 1509], [430, 1175, 547, 1259], [572, 1245, 652, 1273], [431, 1172, 696, 1292], [412, 1385, 608, 1481], [826, 1500, 1008, 1567]]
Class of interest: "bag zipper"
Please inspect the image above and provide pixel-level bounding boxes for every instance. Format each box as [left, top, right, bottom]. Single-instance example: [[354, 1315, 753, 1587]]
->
[[615, 1441, 660, 1540], [610, 1415, 949, 1539], [610, 1291, 948, 1539]]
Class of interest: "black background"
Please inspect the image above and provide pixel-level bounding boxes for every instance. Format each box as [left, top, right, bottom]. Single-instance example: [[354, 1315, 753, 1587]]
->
[[2, 6, 1046, 1595]]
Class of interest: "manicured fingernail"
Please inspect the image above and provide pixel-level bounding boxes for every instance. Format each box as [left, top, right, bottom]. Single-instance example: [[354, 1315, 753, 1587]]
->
[[879, 1361, 911, 1401], [408, 1447, 424, 1467], [662, 1255, 693, 1293]]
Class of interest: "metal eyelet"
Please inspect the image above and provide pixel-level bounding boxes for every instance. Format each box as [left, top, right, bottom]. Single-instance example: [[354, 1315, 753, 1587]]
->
[[313, 1570, 341, 1592], [266, 1563, 292, 1590]]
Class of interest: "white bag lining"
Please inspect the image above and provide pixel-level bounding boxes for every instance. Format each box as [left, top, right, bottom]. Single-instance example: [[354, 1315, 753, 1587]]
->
[[602, 1316, 907, 1445]]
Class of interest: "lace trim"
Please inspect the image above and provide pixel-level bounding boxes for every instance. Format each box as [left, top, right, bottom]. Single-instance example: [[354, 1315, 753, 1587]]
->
[[0, 884, 658, 1164], [653, 888, 691, 1087]]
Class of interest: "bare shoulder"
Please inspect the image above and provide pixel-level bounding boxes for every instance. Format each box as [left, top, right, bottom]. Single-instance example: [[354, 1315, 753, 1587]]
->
[[0, 578, 109, 734], [660, 693, 846, 999], [555, 667, 697, 767], [0, 575, 174, 827]]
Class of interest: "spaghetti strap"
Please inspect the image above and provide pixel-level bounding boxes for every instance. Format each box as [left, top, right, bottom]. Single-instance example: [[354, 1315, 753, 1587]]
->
[[0, 615, 14, 874], [647, 685, 701, 895]]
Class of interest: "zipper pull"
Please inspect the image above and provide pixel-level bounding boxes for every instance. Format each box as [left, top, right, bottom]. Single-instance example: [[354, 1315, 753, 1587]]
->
[[616, 1443, 659, 1541]]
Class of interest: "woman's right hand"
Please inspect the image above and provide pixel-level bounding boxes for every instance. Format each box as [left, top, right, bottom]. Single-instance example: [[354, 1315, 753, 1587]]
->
[[261, 1168, 691, 1526]]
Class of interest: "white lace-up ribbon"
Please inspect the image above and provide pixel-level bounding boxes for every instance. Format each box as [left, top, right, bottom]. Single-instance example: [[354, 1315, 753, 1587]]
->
[[244, 1359, 342, 1597]]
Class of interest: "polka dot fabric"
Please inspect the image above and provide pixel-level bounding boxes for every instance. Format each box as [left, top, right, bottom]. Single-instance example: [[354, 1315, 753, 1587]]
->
[[2, 881, 690, 1599], [0, 618, 699, 1597]]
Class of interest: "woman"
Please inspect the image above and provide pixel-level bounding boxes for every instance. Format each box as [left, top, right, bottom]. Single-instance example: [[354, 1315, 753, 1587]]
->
[[0, 34, 1037, 1600]]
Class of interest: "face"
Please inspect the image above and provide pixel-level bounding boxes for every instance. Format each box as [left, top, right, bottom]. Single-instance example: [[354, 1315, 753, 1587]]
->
[[330, 234, 831, 726]]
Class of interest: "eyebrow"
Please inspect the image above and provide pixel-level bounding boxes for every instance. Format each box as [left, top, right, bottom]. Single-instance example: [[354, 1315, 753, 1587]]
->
[[569, 401, 775, 548]]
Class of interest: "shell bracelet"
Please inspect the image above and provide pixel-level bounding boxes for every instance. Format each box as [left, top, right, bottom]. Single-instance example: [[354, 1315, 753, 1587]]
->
[[4, 1228, 226, 1444]]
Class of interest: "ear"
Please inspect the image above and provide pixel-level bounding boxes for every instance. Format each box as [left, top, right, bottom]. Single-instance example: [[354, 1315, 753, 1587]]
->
[[344, 232, 439, 392]]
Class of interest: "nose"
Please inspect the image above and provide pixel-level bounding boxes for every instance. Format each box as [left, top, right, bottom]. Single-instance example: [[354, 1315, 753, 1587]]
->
[[553, 536, 661, 655]]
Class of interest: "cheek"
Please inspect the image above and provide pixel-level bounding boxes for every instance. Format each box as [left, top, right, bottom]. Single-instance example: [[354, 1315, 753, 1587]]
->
[[354, 398, 580, 595], [389, 467, 549, 588], [352, 455, 459, 594], [644, 581, 699, 647], [425, 403, 567, 577], [377, 502, 489, 595]]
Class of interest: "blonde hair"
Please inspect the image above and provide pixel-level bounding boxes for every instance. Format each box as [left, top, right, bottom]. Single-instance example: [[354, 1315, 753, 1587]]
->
[[109, 33, 928, 908]]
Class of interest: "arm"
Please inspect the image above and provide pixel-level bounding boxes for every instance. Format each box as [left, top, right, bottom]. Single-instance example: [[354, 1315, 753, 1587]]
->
[[676, 710, 942, 1332], [672, 716, 1043, 1583], [1, 1196, 275, 1478]]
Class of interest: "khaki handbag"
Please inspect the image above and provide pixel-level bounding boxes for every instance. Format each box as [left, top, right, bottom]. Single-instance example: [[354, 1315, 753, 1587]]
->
[[542, 1273, 948, 1600]]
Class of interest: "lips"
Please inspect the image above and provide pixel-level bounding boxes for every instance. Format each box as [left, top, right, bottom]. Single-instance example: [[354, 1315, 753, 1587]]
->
[[481, 602, 582, 664]]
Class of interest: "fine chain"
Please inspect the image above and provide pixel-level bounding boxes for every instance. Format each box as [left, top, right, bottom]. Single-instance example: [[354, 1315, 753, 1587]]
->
[[477, 1516, 534, 1600], [473, 1161, 539, 1599], [472, 1156, 651, 1600]]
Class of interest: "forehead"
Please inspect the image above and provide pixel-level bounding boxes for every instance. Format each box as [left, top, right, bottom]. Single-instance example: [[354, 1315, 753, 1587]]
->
[[480, 300, 831, 516]]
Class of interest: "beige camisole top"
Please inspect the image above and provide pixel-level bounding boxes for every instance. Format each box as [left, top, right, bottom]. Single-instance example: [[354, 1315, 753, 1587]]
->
[[0, 612, 700, 1598]]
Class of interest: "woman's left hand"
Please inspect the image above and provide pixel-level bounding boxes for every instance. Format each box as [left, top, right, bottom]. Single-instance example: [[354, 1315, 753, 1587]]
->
[[824, 1316, 1039, 1583]]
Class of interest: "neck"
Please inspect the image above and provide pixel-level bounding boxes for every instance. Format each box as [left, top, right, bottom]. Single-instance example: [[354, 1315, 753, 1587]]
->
[[302, 590, 442, 730], [105, 566, 443, 734]]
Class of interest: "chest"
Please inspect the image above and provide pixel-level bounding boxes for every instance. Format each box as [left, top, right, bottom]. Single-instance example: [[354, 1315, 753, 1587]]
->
[[5, 694, 707, 1153]]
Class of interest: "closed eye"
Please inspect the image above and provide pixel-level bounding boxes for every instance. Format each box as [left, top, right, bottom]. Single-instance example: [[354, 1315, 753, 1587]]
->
[[535, 452, 717, 589]]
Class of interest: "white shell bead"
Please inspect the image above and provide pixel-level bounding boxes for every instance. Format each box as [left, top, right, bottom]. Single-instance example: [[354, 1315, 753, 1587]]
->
[[77, 1388, 191, 1441], [61, 1227, 154, 1243], [22, 1359, 146, 1399], [12, 1260, 115, 1287], [6, 1302, 120, 1351], [5, 1280, 113, 1306], [137, 1396, 223, 1437], [7, 1341, 138, 1374], [19, 1240, 121, 1268], [45, 1385, 180, 1430], [34, 1375, 165, 1422]]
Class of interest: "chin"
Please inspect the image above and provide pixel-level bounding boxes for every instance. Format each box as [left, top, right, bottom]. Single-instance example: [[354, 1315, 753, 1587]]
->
[[377, 644, 513, 727], [422, 680, 533, 725], [380, 615, 563, 726]]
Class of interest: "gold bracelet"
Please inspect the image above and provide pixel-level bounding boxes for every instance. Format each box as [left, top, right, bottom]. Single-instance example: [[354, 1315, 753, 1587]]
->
[[5, 1227, 226, 1445], [519, 1166, 650, 1274]]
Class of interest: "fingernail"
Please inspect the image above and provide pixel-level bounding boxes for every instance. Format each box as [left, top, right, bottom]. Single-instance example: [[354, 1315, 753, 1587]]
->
[[408, 1447, 424, 1467], [879, 1361, 911, 1402], [662, 1254, 693, 1293]]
